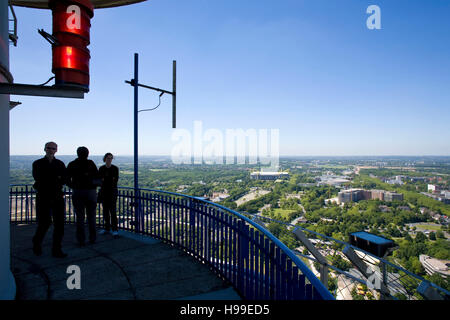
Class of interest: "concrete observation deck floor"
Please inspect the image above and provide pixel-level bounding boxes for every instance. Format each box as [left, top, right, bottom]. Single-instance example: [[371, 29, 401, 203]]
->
[[10, 224, 241, 300]]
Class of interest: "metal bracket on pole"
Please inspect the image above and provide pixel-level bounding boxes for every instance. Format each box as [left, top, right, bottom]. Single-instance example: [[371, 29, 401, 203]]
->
[[0, 82, 87, 99], [38, 29, 59, 46], [293, 227, 329, 287], [125, 60, 177, 128], [9, 101, 21, 110], [8, 1, 18, 46], [125, 54, 177, 233]]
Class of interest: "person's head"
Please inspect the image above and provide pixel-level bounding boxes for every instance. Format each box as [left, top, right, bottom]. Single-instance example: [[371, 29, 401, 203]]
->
[[103, 153, 113, 167], [77, 146, 89, 160], [44, 142, 57, 159]]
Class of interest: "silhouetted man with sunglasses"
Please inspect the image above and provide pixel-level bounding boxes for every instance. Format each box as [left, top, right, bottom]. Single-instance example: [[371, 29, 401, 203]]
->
[[32, 142, 68, 258]]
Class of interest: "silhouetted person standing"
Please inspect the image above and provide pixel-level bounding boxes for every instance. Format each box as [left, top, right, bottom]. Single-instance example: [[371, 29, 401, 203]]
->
[[67, 146, 99, 246], [98, 153, 119, 236], [32, 142, 67, 258]]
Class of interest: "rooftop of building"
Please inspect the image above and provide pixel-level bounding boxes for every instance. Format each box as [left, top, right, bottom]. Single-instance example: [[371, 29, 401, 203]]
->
[[350, 231, 395, 246], [339, 188, 364, 193], [250, 171, 289, 175], [11, 224, 241, 300], [419, 255, 450, 275]]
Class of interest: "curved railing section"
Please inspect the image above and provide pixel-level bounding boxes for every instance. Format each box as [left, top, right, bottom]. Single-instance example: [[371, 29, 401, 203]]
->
[[9, 185, 334, 301], [246, 214, 450, 300]]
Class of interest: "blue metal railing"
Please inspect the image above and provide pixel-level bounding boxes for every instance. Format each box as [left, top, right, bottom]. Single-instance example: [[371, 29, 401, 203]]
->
[[247, 212, 450, 300], [9, 184, 334, 300]]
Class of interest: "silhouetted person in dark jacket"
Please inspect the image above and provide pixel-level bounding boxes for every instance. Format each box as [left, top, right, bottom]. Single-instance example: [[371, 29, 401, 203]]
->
[[98, 153, 119, 236], [32, 141, 68, 258], [67, 146, 99, 246]]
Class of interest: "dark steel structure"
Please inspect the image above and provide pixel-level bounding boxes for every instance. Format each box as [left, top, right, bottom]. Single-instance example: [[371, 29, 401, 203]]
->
[[349, 231, 396, 258], [125, 53, 177, 232]]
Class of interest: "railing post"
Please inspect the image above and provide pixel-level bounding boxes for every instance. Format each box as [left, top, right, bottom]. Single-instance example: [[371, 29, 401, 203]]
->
[[8, 187, 12, 223], [67, 187, 72, 224], [133, 189, 143, 234], [9, 185, 340, 301], [142, 191, 148, 235], [238, 221, 249, 297], [202, 206, 207, 260], [189, 199, 196, 252], [237, 220, 243, 295], [137, 190, 141, 233], [170, 196, 175, 242]]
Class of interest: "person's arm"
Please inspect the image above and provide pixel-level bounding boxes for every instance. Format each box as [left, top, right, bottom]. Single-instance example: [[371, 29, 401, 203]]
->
[[115, 166, 119, 184], [113, 166, 119, 196], [98, 166, 105, 188], [66, 163, 73, 189], [60, 162, 68, 188], [91, 161, 101, 187], [32, 160, 41, 190]]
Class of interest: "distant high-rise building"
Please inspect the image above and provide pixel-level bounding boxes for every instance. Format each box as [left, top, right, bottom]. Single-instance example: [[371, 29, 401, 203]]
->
[[383, 191, 403, 202], [337, 189, 403, 204], [371, 189, 385, 201]]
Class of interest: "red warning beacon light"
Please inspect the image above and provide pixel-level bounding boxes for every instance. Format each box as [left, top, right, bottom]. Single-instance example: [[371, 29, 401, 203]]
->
[[49, 0, 94, 90]]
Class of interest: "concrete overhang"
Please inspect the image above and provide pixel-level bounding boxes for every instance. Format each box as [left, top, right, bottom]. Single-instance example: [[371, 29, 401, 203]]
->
[[10, 0, 147, 9]]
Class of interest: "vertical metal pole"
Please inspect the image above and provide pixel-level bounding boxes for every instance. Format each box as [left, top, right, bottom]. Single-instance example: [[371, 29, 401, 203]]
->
[[382, 261, 387, 300], [0, 1, 15, 299], [172, 60, 176, 128], [133, 53, 140, 232]]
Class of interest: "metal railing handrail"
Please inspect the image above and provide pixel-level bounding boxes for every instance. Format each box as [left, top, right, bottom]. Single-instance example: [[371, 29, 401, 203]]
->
[[9, 184, 334, 300], [118, 186, 335, 300], [245, 212, 450, 297]]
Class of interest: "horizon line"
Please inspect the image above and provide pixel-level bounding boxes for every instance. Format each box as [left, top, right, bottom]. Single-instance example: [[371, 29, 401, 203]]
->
[[10, 154, 450, 157]]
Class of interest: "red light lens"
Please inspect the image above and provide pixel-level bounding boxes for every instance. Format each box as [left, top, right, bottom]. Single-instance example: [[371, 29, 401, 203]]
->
[[53, 46, 89, 72], [49, 1, 93, 88]]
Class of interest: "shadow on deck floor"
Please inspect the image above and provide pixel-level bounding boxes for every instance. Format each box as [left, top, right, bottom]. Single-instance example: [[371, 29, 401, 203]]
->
[[10, 224, 241, 300]]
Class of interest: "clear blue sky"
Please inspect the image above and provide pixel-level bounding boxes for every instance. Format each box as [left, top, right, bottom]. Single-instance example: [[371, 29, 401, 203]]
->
[[9, 0, 450, 156]]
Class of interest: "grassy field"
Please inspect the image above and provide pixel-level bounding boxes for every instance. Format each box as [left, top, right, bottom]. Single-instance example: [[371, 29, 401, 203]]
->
[[272, 208, 297, 218], [414, 224, 443, 231]]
